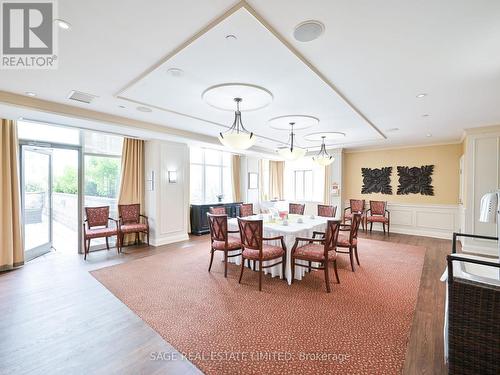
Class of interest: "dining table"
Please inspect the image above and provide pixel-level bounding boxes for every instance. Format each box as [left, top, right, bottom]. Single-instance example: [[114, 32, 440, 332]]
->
[[226, 214, 329, 285]]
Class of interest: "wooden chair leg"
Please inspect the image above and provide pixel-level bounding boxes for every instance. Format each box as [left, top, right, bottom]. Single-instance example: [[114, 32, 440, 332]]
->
[[333, 260, 340, 283], [239, 257, 245, 283], [387, 221, 390, 235], [208, 249, 215, 272], [370, 222, 373, 232], [291, 258, 295, 283], [354, 246, 360, 265], [349, 246, 355, 272], [308, 260, 311, 272], [281, 254, 286, 280], [383, 222, 386, 234], [105, 237, 110, 250], [324, 262, 331, 293], [147, 231, 150, 246], [258, 261, 263, 291], [252, 260, 256, 271], [224, 251, 228, 278], [84, 238, 88, 260], [135, 232, 139, 245]]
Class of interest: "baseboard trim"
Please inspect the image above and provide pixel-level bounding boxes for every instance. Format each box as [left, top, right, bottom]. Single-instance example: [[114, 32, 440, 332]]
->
[[151, 233, 189, 247], [366, 226, 454, 240]]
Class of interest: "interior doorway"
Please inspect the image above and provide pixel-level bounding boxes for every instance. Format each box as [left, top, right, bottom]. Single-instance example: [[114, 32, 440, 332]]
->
[[20, 143, 81, 261]]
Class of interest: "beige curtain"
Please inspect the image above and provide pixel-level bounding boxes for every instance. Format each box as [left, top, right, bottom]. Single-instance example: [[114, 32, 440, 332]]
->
[[324, 165, 332, 205], [231, 154, 241, 202], [1, 120, 24, 271], [269, 160, 284, 200], [118, 138, 144, 245]]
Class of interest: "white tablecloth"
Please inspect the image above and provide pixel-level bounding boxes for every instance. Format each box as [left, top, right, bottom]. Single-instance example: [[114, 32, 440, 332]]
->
[[226, 215, 328, 285]]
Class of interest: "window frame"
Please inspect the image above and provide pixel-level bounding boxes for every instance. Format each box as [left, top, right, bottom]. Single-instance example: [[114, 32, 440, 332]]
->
[[293, 169, 314, 202]]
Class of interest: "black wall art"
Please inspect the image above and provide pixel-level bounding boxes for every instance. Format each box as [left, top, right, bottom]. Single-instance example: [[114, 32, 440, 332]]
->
[[397, 165, 434, 195], [361, 167, 392, 194]]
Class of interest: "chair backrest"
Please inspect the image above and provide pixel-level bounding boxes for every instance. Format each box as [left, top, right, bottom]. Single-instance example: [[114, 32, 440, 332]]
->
[[289, 203, 305, 215], [370, 200, 386, 215], [239, 203, 253, 217], [119, 203, 140, 224], [318, 204, 337, 218], [348, 213, 362, 242], [237, 218, 263, 251], [85, 206, 109, 228], [350, 199, 365, 213], [209, 206, 226, 215], [323, 220, 341, 254], [207, 213, 228, 243]]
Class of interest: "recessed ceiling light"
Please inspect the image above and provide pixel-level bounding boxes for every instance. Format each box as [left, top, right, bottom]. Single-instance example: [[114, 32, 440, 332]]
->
[[385, 127, 399, 132], [422, 114, 430, 117], [426, 133, 432, 137], [54, 19, 71, 30], [136, 106, 152, 113], [416, 93, 427, 98], [166, 68, 184, 77], [225, 34, 237, 41], [293, 20, 325, 42], [25, 91, 36, 97]]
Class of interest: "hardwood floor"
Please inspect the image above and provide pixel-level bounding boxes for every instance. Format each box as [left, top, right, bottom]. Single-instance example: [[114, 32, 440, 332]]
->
[[0, 232, 450, 375]]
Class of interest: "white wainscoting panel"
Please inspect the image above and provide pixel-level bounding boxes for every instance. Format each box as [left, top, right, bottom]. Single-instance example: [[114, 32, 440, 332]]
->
[[345, 201, 459, 239]]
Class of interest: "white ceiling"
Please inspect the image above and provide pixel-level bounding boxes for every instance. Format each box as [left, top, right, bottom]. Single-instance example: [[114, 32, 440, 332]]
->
[[0, 0, 499, 152]]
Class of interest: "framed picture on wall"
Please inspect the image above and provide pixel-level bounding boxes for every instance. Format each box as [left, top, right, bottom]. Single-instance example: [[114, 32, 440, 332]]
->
[[248, 172, 258, 189]]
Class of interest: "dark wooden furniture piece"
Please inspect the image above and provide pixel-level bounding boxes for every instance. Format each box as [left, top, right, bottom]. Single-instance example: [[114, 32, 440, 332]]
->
[[291, 219, 341, 293], [209, 206, 226, 214], [83, 206, 120, 260], [447, 254, 500, 375], [207, 213, 242, 278], [366, 200, 390, 234], [336, 213, 362, 272], [239, 203, 254, 217], [118, 203, 149, 247], [343, 199, 365, 231], [190, 202, 242, 235], [237, 218, 286, 291], [317, 204, 337, 217], [289, 203, 305, 215]]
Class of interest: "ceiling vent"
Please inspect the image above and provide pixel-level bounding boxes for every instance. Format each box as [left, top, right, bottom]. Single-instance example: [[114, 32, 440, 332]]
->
[[67, 90, 98, 104]]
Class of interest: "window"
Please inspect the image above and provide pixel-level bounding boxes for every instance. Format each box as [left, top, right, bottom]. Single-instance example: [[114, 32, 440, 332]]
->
[[84, 132, 123, 227], [285, 157, 325, 202], [18, 121, 80, 145], [294, 170, 313, 201], [190, 147, 233, 203]]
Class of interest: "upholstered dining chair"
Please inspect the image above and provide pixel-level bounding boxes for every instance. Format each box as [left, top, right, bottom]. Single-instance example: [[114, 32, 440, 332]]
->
[[343, 199, 366, 231], [289, 203, 305, 215], [336, 213, 362, 272], [239, 203, 254, 217], [366, 200, 390, 234], [209, 206, 226, 215], [318, 204, 337, 218], [237, 218, 286, 291], [207, 213, 242, 278], [291, 219, 341, 293], [83, 206, 119, 260], [118, 203, 150, 248]]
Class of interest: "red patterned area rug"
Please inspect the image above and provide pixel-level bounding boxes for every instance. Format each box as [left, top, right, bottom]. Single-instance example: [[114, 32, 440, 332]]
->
[[91, 238, 425, 374]]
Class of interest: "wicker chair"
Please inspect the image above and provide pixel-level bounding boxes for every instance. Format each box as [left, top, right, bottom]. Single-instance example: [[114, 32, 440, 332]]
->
[[447, 254, 500, 375]]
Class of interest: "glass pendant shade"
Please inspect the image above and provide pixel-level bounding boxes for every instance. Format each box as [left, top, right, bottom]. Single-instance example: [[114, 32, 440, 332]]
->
[[313, 136, 334, 166], [277, 146, 307, 161], [218, 97, 256, 150]]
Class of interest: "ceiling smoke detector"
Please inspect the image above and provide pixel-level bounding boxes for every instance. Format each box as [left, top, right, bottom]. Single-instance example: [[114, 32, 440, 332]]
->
[[293, 20, 325, 42], [166, 68, 184, 77]]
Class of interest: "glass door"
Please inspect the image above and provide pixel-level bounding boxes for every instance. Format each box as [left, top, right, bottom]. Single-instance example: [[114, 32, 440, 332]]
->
[[21, 146, 53, 261]]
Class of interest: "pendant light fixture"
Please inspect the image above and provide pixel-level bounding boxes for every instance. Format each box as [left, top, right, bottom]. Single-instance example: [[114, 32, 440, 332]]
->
[[277, 122, 307, 161], [313, 136, 334, 166], [218, 97, 256, 150]]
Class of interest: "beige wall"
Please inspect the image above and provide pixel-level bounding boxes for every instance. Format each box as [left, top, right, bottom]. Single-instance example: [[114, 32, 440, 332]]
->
[[343, 143, 463, 205]]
